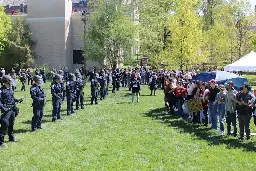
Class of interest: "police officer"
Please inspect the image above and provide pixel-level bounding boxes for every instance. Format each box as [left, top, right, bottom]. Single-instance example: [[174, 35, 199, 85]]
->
[[51, 75, 63, 122], [40, 68, 46, 83], [30, 75, 46, 132], [0, 75, 23, 148], [91, 73, 99, 105], [58, 70, 66, 100], [99, 71, 107, 100], [66, 73, 76, 115], [75, 72, 85, 110], [112, 70, 117, 93]]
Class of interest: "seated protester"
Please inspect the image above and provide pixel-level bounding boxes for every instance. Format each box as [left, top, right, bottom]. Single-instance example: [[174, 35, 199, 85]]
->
[[214, 85, 227, 135], [175, 82, 187, 117], [201, 83, 210, 126], [164, 79, 176, 114], [236, 84, 255, 140], [225, 82, 238, 137]]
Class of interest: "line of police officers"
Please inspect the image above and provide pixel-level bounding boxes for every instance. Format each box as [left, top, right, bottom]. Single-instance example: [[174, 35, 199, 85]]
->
[[0, 67, 146, 148]]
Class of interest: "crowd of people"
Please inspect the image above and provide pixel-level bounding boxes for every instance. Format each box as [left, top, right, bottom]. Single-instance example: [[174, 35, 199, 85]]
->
[[0, 67, 255, 148], [162, 70, 256, 141]]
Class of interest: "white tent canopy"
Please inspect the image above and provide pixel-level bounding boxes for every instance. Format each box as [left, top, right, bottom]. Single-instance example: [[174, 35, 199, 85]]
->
[[224, 51, 256, 71]]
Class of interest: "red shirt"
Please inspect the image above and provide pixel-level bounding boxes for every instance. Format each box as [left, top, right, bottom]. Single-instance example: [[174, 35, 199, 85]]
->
[[175, 87, 187, 97]]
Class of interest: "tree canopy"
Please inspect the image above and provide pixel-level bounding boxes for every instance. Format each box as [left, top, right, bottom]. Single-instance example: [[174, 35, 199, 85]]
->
[[84, 0, 136, 68]]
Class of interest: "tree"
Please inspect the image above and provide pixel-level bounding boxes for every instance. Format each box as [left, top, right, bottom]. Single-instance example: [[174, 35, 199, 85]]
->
[[139, 0, 176, 69], [168, 0, 206, 70], [0, 6, 12, 60], [0, 15, 35, 70], [84, 0, 136, 68]]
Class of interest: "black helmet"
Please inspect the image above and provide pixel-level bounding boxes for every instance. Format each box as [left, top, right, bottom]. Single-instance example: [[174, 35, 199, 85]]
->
[[2, 75, 12, 83], [53, 74, 61, 81], [33, 75, 42, 82], [68, 73, 75, 81]]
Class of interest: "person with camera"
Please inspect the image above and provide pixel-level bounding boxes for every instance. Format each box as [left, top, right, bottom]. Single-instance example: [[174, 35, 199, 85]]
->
[[0, 75, 23, 148], [236, 84, 255, 140]]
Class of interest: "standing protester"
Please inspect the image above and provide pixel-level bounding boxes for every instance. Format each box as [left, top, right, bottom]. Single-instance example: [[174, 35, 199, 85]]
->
[[214, 85, 226, 135], [75, 72, 85, 110], [225, 82, 237, 137], [149, 72, 157, 96], [201, 83, 209, 126], [208, 80, 220, 130], [175, 81, 187, 117], [10, 69, 17, 91], [236, 84, 255, 140], [66, 73, 76, 116], [30, 75, 46, 132], [130, 74, 141, 103], [90, 73, 99, 105], [0, 75, 23, 148], [51, 75, 63, 122]]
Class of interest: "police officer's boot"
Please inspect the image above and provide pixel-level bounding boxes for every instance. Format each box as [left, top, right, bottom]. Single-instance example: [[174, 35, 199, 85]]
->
[[0, 134, 5, 148], [9, 134, 18, 143]]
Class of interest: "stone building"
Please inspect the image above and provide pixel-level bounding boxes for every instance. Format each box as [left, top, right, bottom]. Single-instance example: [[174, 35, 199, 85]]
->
[[1, 0, 100, 70]]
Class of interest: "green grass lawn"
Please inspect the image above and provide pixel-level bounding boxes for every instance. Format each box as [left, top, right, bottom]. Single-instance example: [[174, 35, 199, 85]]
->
[[0, 81, 256, 170]]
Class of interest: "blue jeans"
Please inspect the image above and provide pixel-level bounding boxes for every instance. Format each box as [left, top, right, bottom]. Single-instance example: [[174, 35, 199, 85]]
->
[[217, 104, 225, 132], [177, 98, 184, 117], [209, 101, 218, 130]]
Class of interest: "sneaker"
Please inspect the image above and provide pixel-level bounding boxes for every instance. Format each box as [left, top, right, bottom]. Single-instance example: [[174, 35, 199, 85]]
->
[[246, 136, 251, 140], [219, 130, 225, 135], [52, 118, 56, 122]]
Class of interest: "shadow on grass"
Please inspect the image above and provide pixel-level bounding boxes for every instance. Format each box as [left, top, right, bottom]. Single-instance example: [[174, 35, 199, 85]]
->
[[14, 128, 31, 134], [22, 119, 52, 125], [145, 107, 256, 152]]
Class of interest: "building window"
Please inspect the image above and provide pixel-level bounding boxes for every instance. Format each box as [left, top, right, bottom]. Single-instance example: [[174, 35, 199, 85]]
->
[[73, 50, 84, 64]]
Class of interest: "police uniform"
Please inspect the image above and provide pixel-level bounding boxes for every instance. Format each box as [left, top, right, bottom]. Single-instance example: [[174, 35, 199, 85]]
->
[[30, 76, 46, 131], [51, 75, 63, 122], [75, 73, 85, 110], [40, 69, 46, 83], [91, 74, 99, 105], [99, 73, 107, 100], [66, 73, 76, 115], [0, 76, 22, 147]]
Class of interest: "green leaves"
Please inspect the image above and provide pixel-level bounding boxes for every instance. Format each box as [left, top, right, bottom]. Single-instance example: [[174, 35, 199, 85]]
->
[[84, 0, 136, 68], [139, 0, 256, 69]]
